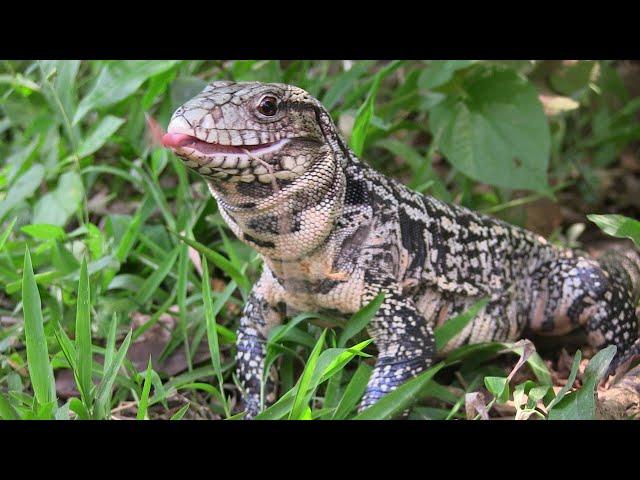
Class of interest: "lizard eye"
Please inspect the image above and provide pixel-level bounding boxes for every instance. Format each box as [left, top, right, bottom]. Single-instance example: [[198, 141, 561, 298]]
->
[[257, 96, 278, 117]]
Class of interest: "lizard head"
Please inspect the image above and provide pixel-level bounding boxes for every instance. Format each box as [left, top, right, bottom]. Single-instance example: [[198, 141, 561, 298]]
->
[[163, 81, 342, 193], [163, 81, 349, 261]]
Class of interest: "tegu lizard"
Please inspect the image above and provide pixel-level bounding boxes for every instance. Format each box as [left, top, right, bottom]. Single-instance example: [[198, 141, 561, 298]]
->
[[162, 81, 640, 419]]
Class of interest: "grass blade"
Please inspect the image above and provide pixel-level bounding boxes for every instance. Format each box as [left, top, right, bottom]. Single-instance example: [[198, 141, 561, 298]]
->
[[546, 350, 582, 411], [332, 362, 373, 419], [95, 330, 133, 419], [170, 231, 251, 294], [354, 363, 444, 420], [202, 256, 228, 417], [0, 217, 17, 252], [338, 293, 384, 347], [137, 357, 154, 420], [434, 298, 488, 351], [134, 245, 180, 305], [21, 247, 56, 407], [289, 329, 327, 420], [75, 257, 93, 411], [170, 403, 190, 420]]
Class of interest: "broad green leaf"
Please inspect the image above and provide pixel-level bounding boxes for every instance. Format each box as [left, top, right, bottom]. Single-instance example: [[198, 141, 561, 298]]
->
[[484, 376, 509, 403], [550, 61, 598, 96], [430, 68, 550, 192], [435, 298, 488, 351], [21, 224, 66, 240], [69, 397, 90, 420], [33, 171, 84, 226], [0, 164, 45, 223], [354, 363, 444, 420], [170, 76, 208, 110], [76, 115, 125, 158], [588, 214, 640, 247], [548, 345, 616, 420], [419, 60, 476, 90], [338, 293, 384, 347], [73, 60, 179, 124], [75, 258, 94, 411], [0, 393, 19, 420], [322, 61, 374, 111], [21, 248, 56, 406]]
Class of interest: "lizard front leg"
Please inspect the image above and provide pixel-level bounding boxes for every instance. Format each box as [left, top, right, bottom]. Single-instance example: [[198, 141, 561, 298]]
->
[[235, 274, 284, 419], [359, 285, 436, 412]]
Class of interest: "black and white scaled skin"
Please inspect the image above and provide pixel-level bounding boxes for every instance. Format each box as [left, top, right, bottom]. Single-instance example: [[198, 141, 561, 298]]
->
[[163, 81, 640, 418]]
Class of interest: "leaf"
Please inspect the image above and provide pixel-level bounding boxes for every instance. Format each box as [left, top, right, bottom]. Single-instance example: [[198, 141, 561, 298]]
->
[[588, 214, 640, 247], [548, 345, 616, 420], [0, 217, 18, 252], [69, 397, 90, 420], [134, 245, 180, 305], [170, 231, 251, 294], [75, 258, 93, 411], [484, 376, 509, 403], [321, 61, 374, 111], [137, 358, 154, 420], [0, 393, 19, 420], [546, 350, 582, 412], [21, 248, 56, 407], [419, 60, 476, 90], [435, 298, 488, 351], [0, 164, 45, 223], [312, 340, 373, 385], [73, 60, 179, 124], [465, 391, 489, 420], [170, 76, 208, 110], [350, 60, 402, 156], [170, 403, 190, 420], [332, 362, 373, 419], [550, 61, 598, 96], [337, 293, 384, 347], [289, 329, 327, 420], [21, 224, 66, 240], [76, 115, 125, 158], [429, 68, 550, 192], [202, 256, 226, 414], [94, 330, 132, 419], [33, 171, 84, 227], [354, 363, 444, 420]]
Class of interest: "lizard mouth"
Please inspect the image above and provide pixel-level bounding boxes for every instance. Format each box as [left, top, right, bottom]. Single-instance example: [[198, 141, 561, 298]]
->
[[162, 132, 287, 157]]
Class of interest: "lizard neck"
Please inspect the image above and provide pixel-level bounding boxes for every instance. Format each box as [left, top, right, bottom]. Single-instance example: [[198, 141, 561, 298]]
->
[[208, 142, 349, 263]]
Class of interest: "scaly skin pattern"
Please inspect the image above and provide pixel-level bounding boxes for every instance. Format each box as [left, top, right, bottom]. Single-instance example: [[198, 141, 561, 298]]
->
[[163, 81, 640, 418]]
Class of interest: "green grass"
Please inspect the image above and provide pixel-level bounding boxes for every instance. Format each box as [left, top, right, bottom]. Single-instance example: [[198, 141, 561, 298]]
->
[[0, 60, 639, 420]]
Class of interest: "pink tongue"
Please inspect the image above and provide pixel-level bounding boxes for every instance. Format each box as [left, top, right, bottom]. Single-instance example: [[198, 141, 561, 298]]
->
[[162, 133, 194, 148]]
